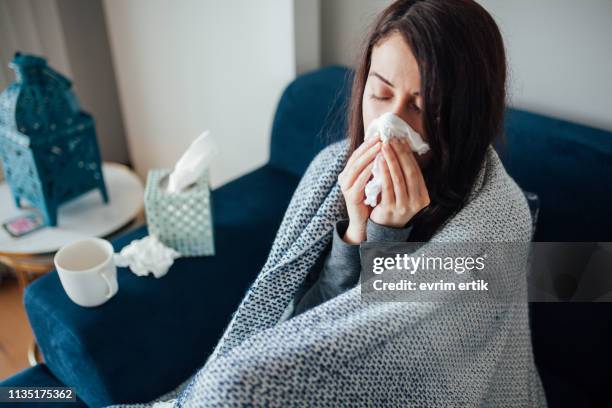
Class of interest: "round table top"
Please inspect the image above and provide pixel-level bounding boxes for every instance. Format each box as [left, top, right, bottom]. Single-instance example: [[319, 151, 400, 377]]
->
[[0, 162, 144, 255]]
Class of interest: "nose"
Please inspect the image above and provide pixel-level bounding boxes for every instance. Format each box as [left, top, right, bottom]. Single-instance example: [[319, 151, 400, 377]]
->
[[389, 100, 411, 124], [387, 93, 420, 129]]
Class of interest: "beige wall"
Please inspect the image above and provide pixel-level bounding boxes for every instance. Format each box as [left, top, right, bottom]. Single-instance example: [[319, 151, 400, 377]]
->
[[479, 0, 612, 132], [321, 0, 392, 68], [1, 0, 319, 185], [0, 0, 129, 164], [321, 0, 612, 132], [55, 0, 129, 164], [293, 0, 321, 74], [0, 0, 72, 85], [103, 0, 297, 187]]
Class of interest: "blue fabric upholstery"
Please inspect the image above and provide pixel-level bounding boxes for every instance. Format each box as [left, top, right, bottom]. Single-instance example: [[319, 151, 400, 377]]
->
[[269, 66, 351, 177], [496, 109, 612, 241], [530, 303, 612, 407], [494, 109, 612, 406], [0, 364, 86, 407], [18, 165, 299, 407], [2, 66, 611, 407]]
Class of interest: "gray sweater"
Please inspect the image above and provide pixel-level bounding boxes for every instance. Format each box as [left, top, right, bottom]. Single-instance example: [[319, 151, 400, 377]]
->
[[280, 218, 413, 321]]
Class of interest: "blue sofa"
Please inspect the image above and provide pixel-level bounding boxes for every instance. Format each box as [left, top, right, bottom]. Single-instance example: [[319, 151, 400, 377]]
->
[[2, 66, 611, 407]]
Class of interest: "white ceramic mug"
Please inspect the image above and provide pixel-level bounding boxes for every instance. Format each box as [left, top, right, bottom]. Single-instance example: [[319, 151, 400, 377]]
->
[[54, 238, 118, 307]]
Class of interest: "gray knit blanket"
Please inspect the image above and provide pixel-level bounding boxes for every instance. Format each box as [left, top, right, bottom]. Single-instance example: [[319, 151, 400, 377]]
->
[[111, 138, 547, 407]]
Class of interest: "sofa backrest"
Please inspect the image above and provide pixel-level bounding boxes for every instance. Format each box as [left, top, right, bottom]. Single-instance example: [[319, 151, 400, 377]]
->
[[497, 109, 612, 241], [269, 66, 612, 242], [269, 66, 351, 177]]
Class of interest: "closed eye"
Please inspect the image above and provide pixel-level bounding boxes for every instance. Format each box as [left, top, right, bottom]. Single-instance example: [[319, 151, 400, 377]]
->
[[370, 94, 421, 113], [369, 93, 391, 101]]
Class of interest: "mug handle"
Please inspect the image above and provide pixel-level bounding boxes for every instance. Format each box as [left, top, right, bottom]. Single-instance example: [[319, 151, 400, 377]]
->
[[100, 272, 115, 299]]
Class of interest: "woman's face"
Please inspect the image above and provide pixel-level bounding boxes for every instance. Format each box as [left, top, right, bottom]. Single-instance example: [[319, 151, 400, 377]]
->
[[362, 31, 430, 167]]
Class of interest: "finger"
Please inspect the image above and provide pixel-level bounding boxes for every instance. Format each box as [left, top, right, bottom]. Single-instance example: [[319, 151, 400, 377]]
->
[[346, 133, 380, 170], [344, 142, 381, 188], [382, 142, 409, 205], [393, 139, 425, 200], [340, 137, 377, 185], [351, 160, 376, 196], [379, 154, 395, 206], [341, 136, 380, 183]]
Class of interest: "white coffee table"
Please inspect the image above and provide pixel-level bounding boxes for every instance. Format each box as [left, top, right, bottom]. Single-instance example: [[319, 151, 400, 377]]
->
[[0, 162, 144, 287]]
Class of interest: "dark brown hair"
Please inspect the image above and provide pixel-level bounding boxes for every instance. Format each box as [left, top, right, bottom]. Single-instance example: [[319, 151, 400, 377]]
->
[[348, 0, 507, 241]]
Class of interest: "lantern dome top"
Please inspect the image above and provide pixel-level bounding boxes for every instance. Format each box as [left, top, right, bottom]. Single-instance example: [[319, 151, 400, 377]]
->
[[0, 52, 85, 145]]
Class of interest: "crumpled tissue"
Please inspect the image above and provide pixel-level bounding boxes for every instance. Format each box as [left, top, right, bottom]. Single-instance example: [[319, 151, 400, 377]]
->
[[363, 112, 431, 207], [114, 235, 181, 278]]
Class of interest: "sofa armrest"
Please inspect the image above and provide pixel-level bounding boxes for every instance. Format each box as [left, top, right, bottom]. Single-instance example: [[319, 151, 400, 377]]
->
[[0, 365, 87, 408], [24, 164, 300, 407]]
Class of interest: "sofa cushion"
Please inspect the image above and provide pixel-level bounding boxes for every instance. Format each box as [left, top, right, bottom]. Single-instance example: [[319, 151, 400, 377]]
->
[[269, 66, 351, 177], [530, 303, 612, 407], [497, 109, 612, 241], [23, 164, 300, 407], [0, 364, 86, 407], [537, 365, 596, 408]]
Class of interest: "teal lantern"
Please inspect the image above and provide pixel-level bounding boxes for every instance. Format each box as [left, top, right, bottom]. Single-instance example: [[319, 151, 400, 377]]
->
[[0, 53, 108, 226]]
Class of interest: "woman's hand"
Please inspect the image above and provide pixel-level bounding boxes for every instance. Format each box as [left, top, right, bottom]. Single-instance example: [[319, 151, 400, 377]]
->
[[337, 135, 381, 244], [370, 138, 430, 228]]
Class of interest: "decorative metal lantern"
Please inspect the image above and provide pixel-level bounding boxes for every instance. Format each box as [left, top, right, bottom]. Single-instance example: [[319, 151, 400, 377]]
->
[[0, 53, 108, 226]]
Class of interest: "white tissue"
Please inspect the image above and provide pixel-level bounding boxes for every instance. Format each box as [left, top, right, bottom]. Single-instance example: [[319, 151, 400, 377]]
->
[[114, 235, 180, 278], [363, 112, 430, 207], [167, 130, 218, 193], [365, 112, 430, 153]]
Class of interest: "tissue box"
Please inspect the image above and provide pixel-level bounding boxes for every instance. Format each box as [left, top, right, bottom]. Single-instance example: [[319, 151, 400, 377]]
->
[[144, 168, 215, 256]]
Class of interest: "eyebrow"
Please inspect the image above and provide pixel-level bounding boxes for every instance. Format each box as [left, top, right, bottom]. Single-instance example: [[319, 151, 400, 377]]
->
[[369, 71, 420, 96]]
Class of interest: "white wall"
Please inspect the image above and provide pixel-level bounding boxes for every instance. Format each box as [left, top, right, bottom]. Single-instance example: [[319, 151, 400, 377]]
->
[[103, 0, 296, 187], [321, 0, 612, 132], [479, 0, 612, 132]]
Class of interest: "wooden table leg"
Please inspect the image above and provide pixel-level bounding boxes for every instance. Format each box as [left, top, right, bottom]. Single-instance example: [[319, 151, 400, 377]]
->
[[27, 340, 41, 366], [0, 257, 50, 368], [14, 268, 29, 292]]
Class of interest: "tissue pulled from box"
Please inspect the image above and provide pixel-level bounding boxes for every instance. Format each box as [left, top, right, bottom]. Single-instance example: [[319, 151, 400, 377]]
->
[[167, 130, 218, 193], [363, 112, 430, 207], [114, 235, 180, 278]]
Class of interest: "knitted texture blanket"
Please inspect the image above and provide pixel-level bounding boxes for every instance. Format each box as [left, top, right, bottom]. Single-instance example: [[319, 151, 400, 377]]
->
[[111, 138, 547, 407]]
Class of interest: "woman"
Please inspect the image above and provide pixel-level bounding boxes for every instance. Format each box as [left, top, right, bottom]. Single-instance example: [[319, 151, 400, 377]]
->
[[117, 1, 547, 407]]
